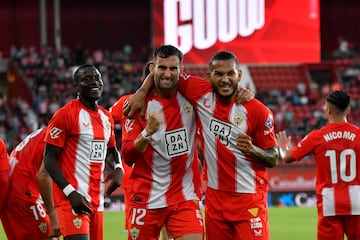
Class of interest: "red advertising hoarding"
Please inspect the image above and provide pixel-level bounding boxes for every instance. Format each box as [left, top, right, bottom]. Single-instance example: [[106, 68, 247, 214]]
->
[[152, 0, 320, 64]]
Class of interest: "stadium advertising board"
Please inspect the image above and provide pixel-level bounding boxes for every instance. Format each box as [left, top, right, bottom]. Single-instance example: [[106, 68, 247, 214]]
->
[[268, 191, 316, 207], [152, 0, 320, 64], [268, 167, 316, 191]]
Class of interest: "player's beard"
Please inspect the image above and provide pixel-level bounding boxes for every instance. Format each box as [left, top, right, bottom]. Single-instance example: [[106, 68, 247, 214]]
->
[[212, 83, 237, 101]]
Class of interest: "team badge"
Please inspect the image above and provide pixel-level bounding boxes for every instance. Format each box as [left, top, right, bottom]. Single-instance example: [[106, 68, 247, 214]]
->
[[38, 222, 47, 233], [130, 227, 140, 240], [233, 113, 244, 127], [73, 217, 82, 229], [183, 101, 193, 116]]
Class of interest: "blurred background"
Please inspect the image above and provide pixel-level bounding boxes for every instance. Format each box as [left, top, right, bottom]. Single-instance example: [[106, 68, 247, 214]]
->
[[0, 0, 359, 207]]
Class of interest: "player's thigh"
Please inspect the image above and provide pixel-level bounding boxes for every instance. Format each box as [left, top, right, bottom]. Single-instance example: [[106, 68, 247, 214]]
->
[[57, 203, 91, 238], [128, 206, 167, 240], [317, 215, 344, 240], [166, 200, 204, 239], [344, 215, 360, 240], [205, 216, 233, 240], [89, 211, 104, 240], [1, 196, 51, 240]]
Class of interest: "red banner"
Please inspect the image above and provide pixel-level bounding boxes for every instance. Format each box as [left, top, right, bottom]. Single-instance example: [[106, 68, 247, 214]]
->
[[152, 0, 320, 64]]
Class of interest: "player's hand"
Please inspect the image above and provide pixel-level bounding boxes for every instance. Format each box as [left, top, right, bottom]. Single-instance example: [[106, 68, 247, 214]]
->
[[235, 88, 254, 104], [146, 111, 163, 135], [47, 208, 61, 238], [68, 191, 94, 214], [275, 131, 291, 147], [236, 132, 254, 154], [123, 91, 147, 118], [104, 168, 123, 197]]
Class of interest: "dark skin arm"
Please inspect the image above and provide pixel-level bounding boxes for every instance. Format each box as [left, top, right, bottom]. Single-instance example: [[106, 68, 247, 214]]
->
[[43, 143, 93, 214], [36, 162, 61, 238], [104, 146, 123, 197], [236, 133, 278, 168]]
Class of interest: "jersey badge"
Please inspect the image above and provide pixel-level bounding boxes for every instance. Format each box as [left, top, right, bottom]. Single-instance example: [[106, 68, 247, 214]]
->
[[183, 101, 193, 116], [233, 113, 244, 127], [49, 127, 62, 139], [130, 227, 140, 240], [73, 217, 82, 229], [38, 222, 47, 233]]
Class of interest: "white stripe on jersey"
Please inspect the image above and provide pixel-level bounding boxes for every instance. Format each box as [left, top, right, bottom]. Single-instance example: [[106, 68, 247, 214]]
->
[[350, 185, 360, 215], [146, 94, 198, 209], [199, 92, 257, 193], [75, 109, 109, 211], [322, 187, 335, 216]]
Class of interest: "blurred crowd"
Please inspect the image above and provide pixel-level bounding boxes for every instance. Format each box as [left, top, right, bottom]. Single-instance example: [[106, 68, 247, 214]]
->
[[1, 44, 150, 151], [1, 44, 360, 168]]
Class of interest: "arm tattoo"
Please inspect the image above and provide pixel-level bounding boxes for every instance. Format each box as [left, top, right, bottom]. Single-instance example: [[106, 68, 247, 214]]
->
[[250, 146, 278, 168]]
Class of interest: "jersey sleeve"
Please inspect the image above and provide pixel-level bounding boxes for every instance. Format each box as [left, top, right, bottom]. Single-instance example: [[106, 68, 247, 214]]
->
[[291, 131, 318, 161], [247, 99, 277, 150], [106, 110, 117, 148], [45, 104, 73, 147], [178, 74, 212, 104], [110, 95, 130, 124], [121, 116, 145, 165]]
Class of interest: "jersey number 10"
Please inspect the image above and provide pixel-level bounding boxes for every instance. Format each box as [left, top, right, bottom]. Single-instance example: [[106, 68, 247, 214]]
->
[[326, 149, 356, 184]]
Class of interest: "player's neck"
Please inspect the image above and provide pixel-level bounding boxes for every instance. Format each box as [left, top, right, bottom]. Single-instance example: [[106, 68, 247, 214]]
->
[[153, 88, 176, 98]]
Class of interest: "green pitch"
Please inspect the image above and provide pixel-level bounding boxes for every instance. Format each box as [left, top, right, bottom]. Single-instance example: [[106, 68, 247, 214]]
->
[[0, 207, 317, 240]]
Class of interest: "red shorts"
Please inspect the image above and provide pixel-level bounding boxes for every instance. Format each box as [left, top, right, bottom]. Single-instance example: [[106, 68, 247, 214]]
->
[[56, 202, 104, 239], [317, 213, 360, 240], [205, 188, 270, 240], [127, 200, 204, 240], [0, 194, 51, 240]]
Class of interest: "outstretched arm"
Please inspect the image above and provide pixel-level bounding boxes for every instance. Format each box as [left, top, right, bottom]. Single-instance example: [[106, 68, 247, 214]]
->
[[275, 131, 295, 163]]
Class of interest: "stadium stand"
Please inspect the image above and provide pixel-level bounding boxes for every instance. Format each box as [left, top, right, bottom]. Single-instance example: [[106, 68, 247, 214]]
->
[[2, 42, 360, 170]]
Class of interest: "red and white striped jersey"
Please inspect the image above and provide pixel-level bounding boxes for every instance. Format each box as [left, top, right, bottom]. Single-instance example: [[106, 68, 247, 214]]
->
[[178, 75, 277, 194], [109, 94, 133, 189], [121, 91, 201, 209], [45, 99, 116, 211], [291, 122, 360, 216], [8, 127, 46, 202]]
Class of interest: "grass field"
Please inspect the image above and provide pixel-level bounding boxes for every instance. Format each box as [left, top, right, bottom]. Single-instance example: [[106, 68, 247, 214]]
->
[[0, 207, 318, 240]]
